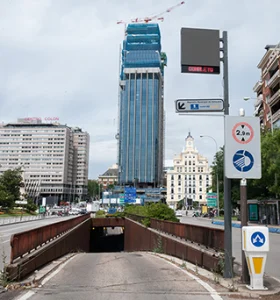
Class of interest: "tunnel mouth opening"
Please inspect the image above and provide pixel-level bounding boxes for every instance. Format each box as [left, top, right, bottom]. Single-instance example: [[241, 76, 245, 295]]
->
[[90, 226, 124, 252]]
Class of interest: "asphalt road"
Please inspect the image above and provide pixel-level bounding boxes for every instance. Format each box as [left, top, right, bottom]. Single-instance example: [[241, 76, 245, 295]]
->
[[16, 252, 232, 300], [0, 216, 76, 271], [179, 214, 280, 280]]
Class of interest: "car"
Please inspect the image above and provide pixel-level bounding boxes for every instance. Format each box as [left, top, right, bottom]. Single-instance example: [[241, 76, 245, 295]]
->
[[175, 211, 183, 217]]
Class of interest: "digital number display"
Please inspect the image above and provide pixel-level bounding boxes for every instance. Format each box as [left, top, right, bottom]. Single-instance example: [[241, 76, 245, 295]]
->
[[181, 65, 220, 74]]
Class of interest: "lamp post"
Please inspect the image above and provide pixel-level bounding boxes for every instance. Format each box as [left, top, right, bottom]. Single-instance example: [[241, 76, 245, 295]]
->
[[200, 135, 219, 216], [244, 95, 274, 135]]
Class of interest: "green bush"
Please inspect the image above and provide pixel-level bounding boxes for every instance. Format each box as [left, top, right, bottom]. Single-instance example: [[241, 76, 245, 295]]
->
[[124, 203, 178, 226], [95, 210, 106, 218]]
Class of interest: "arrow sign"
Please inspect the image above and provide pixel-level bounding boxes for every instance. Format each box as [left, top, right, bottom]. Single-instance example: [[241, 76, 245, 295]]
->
[[175, 99, 224, 113], [252, 234, 264, 244], [178, 102, 186, 110]]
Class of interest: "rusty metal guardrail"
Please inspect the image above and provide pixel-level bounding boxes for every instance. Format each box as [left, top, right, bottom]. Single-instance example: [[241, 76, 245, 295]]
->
[[150, 219, 224, 251], [10, 214, 90, 263], [124, 218, 221, 273], [125, 214, 224, 251]]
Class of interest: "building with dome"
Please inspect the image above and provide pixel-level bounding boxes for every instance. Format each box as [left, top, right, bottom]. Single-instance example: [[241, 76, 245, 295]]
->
[[166, 133, 212, 209]]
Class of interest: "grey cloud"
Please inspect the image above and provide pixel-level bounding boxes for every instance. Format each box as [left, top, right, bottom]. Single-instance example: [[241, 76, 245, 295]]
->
[[0, 0, 278, 178]]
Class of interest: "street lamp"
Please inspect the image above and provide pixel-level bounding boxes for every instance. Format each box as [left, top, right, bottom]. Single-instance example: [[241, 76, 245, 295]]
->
[[200, 135, 219, 216], [244, 96, 274, 135]]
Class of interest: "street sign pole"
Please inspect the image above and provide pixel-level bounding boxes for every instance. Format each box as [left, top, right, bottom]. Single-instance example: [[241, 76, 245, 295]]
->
[[221, 31, 233, 279], [240, 178, 250, 283]]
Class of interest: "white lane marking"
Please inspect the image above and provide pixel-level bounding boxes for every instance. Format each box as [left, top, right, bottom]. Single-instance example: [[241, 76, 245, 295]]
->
[[1, 239, 10, 244], [154, 255, 224, 300], [15, 291, 35, 300], [41, 254, 77, 285], [16, 254, 77, 300]]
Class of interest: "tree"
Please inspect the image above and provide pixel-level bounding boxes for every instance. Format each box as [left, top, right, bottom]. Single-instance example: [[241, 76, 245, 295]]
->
[[0, 168, 22, 201], [25, 199, 37, 213], [0, 168, 23, 209], [211, 128, 280, 208], [88, 180, 102, 200], [0, 189, 14, 209]]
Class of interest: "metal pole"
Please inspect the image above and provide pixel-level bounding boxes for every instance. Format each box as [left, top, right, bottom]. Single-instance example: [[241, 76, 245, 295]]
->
[[240, 178, 250, 283], [200, 135, 219, 216], [221, 31, 233, 278]]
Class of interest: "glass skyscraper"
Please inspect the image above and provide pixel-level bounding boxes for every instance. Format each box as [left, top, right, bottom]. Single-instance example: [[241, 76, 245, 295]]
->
[[118, 23, 166, 187]]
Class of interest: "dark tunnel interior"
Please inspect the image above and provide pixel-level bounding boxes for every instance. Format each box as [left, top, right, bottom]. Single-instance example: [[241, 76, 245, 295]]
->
[[90, 227, 124, 252]]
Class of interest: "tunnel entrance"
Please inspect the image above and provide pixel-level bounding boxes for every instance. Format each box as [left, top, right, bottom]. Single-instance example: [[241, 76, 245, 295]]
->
[[90, 226, 124, 252]]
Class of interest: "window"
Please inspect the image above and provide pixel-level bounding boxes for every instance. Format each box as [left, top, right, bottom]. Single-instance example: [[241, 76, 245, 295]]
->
[[178, 181, 181, 186], [188, 161, 191, 165], [188, 187, 191, 193], [199, 175, 202, 180], [199, 195, 202, 200], [178, 175, 181, 180], [199, 187, 202, 192], [171, 175, 174, 180]]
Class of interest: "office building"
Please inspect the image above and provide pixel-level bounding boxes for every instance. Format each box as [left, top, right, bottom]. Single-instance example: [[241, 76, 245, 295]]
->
[[0, 118, 90, 203], [253, 44, 280, 129], [166, 133, 212, 209], [117, 23, 167, 187]]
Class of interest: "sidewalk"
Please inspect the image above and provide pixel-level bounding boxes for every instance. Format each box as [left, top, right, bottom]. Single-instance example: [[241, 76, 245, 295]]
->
[[211, 218, 280, 233], [0, 215, 59, 226]]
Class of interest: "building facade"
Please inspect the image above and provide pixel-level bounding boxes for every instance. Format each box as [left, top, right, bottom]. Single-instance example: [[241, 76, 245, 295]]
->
[[166, 133, 212, 209], [253, 44, 280, 129], [0, 119, 90, 202], [117, 23, 166, 187], [98, 164, 118, 189]]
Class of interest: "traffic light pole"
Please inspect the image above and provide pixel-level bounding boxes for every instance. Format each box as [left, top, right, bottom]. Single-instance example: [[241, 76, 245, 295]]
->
[[221, 31, 233, 278]]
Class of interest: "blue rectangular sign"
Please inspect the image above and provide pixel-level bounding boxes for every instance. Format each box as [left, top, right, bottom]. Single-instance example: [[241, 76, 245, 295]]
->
[[124, 187, 136, 203]]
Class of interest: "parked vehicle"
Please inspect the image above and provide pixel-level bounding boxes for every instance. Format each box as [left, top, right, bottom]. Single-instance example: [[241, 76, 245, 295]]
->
[[175, 211, 183, 217]]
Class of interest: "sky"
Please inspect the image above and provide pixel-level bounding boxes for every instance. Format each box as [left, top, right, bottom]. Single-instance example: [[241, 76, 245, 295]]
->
[[0, 0, 279, 179]]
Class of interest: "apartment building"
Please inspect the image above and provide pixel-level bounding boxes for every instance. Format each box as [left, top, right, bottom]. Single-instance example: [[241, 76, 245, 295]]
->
[[98, 164, 118, 189], [0, 118, 90, 202], [166, 133, 212, 209], [253, 44, 280, 129]]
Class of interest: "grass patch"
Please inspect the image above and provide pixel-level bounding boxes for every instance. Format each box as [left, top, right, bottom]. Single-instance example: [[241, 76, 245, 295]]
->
[[215, 216, 238, 221], [0, 210, 37, 218]]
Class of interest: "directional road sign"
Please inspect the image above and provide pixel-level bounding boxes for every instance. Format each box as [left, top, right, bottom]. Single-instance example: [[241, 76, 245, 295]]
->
[[175, 99, 224, 113], [251, 231, 266, 248], [225, 116, 261, 179]]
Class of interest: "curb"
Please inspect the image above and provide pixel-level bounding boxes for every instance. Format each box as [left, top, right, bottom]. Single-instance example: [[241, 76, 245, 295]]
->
[[150, 252, 280, 298], [212, 220, 280, 233]]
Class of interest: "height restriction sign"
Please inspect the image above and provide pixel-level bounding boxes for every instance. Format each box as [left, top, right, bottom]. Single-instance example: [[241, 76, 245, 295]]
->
[[225, 116, 261, 179]]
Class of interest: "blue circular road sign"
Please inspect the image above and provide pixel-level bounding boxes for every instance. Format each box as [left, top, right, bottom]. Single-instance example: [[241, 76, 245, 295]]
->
[[251, 231, 266, 247], [233, 150, 254, 172]]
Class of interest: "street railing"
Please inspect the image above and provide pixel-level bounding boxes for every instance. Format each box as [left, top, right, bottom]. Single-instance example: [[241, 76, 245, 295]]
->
[[10, 214, 90, 263], [126, 214, 224, 251]]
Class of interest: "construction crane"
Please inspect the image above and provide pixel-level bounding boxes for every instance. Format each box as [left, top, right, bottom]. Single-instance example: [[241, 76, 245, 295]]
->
[[117, 1, 185, 25]]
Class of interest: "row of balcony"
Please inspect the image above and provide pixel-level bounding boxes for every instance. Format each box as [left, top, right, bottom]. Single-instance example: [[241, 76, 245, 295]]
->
[[267, 69, 280, 88], [263, 50, 280, 76], [272, 108, 280, 124], [268, 89, 280, 106]]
